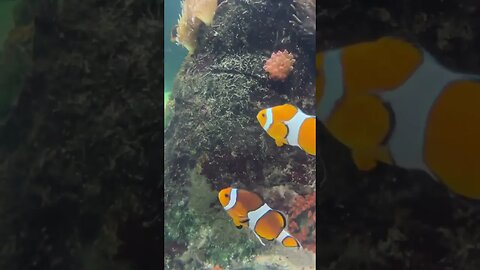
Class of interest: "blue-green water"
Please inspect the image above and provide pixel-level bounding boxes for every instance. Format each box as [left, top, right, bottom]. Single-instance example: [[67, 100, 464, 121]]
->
[[164, 0, 187, 99], [0, 1, 17, 48], [0, 0, 21, 119]]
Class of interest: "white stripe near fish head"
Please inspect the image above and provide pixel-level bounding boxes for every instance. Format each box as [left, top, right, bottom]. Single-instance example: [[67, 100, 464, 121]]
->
[[263, 108, 273, 131], [223, 188, 238, 211]]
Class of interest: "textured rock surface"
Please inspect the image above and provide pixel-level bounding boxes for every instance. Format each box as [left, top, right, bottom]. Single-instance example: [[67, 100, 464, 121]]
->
[[0, 0, 163, 269], [317, 1, 480, 269]]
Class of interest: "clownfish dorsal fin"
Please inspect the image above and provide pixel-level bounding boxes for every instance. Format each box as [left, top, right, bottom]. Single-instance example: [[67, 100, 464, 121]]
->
[[275, 104, 298, 121]]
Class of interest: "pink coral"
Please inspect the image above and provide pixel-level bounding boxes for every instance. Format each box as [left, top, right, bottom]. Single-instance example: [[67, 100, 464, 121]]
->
[[288, 193, 316, 253], [263, 50, 296, 81]]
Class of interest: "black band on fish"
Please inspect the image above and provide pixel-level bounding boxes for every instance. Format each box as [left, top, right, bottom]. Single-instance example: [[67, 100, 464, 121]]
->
[[381, 101, 396, 146]]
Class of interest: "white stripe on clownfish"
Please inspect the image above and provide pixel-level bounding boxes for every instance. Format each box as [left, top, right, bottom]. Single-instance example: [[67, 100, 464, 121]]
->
[[276, 229, 302, 248], [247, 203, 272, 246], [284, 108, 314, 148], [217, 187, 303, 248], [246, 203, 303, 248], [316, 36, 480, 199], [378, 51, 474, 177], [318, 49, 344, 121], [223, 188, 238, 211], [317, 40, 480, 173], [263, 108, 274, 131], [257, 104, 316, 156]]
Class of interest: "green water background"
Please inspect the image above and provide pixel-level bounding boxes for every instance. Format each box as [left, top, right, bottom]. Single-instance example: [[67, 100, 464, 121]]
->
[[0, 1, 17, 50], [164, 0, 187, 101], [0, 0, 19, 117]]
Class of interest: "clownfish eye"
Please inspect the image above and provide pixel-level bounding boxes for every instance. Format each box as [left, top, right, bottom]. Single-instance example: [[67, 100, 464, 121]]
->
[[225, 194, 229, 198], [262, 113, 265, 117]]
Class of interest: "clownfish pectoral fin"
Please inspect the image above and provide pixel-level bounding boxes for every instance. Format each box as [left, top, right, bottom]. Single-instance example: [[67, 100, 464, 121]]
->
[[239, 218, 250, 224], [275, 139, 285, 147], [352, 146, 393, 171], [268, 122, 288, 147], [375, 146, 393, 165], [232, 217, 249, 229], [352, 149, 378, 171], [232, 217, 243, 228]]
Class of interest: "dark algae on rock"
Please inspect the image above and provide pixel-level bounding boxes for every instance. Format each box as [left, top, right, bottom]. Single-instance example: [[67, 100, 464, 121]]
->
[[317, 0, 480, 269], [165, 0, 315, 269], [0, 0, 163, 269]]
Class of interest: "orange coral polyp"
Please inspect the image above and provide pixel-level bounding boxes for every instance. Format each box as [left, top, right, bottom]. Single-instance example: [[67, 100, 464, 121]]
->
[[263, 50, 296, 81]]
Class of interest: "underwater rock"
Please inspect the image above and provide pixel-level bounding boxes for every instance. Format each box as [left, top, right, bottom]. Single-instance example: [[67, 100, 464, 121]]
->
[[317, 0, 480, 73], [317, 0, 480, 269], [165, 0, 315, 268], [249, 245, 315, 270], [0, 0, 163, 269]]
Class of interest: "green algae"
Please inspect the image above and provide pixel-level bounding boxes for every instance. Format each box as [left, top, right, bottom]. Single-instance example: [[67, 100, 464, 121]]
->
[[164, 170, 261, 269], [164, 91, 173, 129]]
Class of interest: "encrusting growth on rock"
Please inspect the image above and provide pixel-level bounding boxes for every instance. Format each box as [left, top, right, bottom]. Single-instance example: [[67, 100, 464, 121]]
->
[[263, 50, 296, 81], [288, 193, 316, 253], [173, 0, 218, 54]]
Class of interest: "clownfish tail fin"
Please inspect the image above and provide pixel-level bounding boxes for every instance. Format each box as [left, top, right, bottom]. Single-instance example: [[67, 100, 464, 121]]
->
[[277, 229, 302, 248], [281, 234, 302, 248]]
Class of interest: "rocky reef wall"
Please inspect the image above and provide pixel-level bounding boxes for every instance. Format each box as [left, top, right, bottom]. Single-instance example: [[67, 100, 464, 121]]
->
[[0, 1, 163, 269]]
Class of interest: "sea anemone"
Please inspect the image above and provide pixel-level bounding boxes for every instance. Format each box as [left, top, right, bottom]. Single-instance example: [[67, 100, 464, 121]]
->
[[174, 0, 218, 54], [263, 50, 296, 81]]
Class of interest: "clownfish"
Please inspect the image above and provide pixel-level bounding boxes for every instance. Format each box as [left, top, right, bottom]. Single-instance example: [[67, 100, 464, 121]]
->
[[256, 104, 316, 156], [218, 187, 302, 248], [316, 36, 480, 199]]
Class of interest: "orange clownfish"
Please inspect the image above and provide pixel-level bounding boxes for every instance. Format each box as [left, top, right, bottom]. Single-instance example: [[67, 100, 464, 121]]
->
[[316, 36, 480, 199], [256, 104, 316, 156], [218, 187, 302, 248]]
